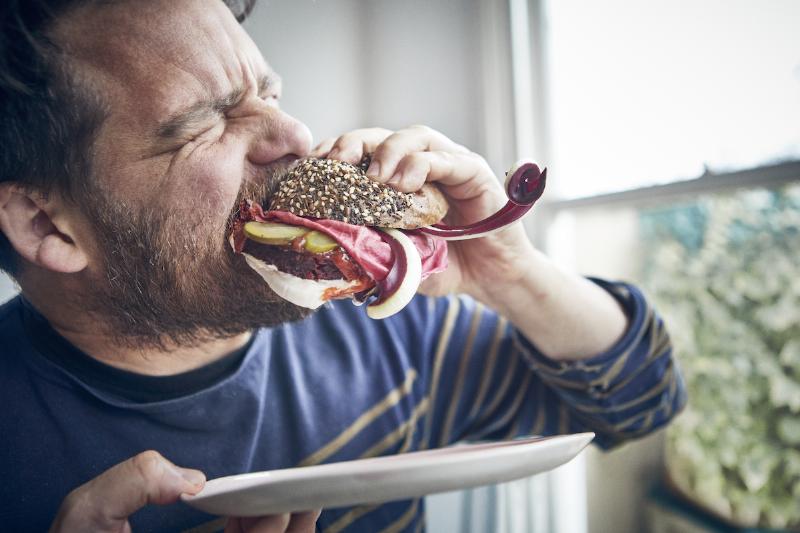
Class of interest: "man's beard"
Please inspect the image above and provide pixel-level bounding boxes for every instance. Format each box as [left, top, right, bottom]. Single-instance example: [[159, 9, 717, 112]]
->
[[80, 167, 314, 350]]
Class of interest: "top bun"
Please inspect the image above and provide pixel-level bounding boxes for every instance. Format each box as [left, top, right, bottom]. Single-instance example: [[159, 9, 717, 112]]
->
[[268, 157, 448, 229]]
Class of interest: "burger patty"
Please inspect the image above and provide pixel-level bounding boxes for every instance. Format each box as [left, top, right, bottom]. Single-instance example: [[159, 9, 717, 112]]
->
[[242, 240, 346, 281]]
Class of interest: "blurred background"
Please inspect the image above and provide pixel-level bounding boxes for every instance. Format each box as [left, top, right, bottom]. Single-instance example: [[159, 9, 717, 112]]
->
[[3, 0, 798, 531]]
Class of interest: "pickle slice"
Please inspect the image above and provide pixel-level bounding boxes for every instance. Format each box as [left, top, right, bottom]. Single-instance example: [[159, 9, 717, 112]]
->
[[243, 221, 308, 245], [304, 230, 339, 253]]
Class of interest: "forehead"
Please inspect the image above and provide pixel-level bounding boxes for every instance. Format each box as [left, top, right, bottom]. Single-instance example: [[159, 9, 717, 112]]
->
[[53, 0, 267, 127]]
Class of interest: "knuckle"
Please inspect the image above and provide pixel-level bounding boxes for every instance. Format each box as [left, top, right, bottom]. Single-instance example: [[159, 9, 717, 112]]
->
[[464, 149, 481, 160], [329, 137, 350, 151], [57, 485, 98, 527], [438, 150, 458, 163], [444, 152, 460, 172], [61, 486, 86, 512], [468, 150, 491, 168], [408, 124, 433, 134], [405, 151, 426, 163], [332, 134, 367, 157], [313, 137, 335, 149], [131, 450, 165, 481], [336, 131, 360, 144], [397, 152, 425, 172], [372, 140, 393, 156], [368, 127, 393, 137], [379, 131, 410, 152]]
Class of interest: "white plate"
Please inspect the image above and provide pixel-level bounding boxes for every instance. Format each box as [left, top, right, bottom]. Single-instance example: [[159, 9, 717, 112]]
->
[[182, 433, 594, 516]]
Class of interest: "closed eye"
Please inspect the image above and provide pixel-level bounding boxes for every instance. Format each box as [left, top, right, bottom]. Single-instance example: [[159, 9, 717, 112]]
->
[[258, 72, 282, 102], [154, 71, 281, 150], [259, 92, 279, 103]]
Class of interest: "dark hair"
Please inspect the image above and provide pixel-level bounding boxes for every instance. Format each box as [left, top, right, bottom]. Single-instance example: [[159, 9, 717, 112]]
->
[[0, 0, 256, 275]]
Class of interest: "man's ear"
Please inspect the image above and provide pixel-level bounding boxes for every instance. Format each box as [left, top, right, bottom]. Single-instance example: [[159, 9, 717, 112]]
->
[[0, 184, 88, 273]]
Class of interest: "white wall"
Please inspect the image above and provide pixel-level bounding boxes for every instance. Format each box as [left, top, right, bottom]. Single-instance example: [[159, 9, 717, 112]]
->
[[244, 0, 367, 143], [246, 0, 493, 160], [360, 0, 482, 150]]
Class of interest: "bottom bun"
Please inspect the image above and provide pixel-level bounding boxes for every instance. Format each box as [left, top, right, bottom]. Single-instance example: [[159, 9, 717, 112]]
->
[[243, 253, 362, 309]]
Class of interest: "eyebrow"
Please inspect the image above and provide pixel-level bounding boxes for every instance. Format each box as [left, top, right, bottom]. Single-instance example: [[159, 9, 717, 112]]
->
[[155, 73, 281, 141]]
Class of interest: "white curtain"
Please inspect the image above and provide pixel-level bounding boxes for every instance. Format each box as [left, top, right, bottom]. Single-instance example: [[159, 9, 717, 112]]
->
[[426, 450, 587, 533]]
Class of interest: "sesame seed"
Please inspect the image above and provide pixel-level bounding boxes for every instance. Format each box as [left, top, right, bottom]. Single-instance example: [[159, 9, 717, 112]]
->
[[267, 157, 413, 226]]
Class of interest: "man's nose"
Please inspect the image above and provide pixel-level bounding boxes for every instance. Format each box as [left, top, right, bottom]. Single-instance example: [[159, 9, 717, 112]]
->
[[248, 108, 313, 166]]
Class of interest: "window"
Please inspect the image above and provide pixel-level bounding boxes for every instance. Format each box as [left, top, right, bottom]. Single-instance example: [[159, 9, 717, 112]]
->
[[544, 0, 800, 199], [647, 183, 800, 529], [534, 1, 800, 530]]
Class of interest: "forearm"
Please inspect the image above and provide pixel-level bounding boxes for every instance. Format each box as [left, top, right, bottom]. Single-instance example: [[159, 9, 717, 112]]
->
[[477, 245, 628, 361], [437, 278, 685, 448]]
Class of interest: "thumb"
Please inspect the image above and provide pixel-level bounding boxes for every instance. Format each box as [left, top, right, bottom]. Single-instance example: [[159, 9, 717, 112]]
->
[[51, 450, 205, 532]]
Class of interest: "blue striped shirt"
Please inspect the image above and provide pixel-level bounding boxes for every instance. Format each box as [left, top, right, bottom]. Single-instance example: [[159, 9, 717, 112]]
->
[[0, 279, 685, 532]]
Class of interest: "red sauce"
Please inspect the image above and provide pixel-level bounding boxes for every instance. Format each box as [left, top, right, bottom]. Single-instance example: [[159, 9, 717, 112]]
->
[[323, 250, 376, 299], [290, 236, 306, 253], [329, 251, 362, 281], [322, 278, 374, 300]]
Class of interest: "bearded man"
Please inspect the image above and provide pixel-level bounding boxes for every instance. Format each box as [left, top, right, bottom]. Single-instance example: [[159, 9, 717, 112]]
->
[[0, 1, 686, 532]]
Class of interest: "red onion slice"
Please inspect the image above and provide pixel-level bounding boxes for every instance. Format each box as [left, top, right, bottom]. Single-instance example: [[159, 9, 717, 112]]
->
[[371, 231, 408, 306], [367, 228, 423, 319], [419, 160, 546, 241]]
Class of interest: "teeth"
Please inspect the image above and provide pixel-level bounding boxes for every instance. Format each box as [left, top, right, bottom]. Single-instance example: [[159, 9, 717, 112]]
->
[[367, 229, 423, 320]]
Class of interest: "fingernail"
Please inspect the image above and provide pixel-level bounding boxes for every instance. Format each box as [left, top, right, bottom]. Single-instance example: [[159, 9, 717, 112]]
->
[[179, 468, 206, 488], [367, 160, 380, 178]]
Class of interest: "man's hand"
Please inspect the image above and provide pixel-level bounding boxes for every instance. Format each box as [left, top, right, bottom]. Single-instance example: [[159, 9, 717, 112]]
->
[[311, 125, 531, 304], [49, 450, 205, 533], [312, 126, 629, 361], [49, 450, 321, 533]]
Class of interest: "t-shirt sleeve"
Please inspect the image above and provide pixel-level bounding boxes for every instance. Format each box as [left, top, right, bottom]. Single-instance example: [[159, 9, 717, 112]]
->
[[417, 279, 687, 450]]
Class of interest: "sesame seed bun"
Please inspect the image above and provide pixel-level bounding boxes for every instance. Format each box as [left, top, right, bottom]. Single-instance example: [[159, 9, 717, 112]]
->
[[268, 158, 448, 229]]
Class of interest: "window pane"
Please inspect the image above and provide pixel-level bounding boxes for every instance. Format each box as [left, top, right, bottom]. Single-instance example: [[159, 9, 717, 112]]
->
[[544, 0, 800, 199], [554, 181, 800, 528], [644, 184, 800, 529]]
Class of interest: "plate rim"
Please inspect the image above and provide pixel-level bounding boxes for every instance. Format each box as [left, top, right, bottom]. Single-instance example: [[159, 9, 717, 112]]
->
[[183, 432, 594, 505]]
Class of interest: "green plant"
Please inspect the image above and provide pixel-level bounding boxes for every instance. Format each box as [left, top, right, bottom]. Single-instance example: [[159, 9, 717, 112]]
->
[[640, 183, 800, 529]]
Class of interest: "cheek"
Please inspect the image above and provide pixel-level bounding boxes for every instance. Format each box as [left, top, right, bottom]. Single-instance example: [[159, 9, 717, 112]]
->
[[171, 148, 245, 223]]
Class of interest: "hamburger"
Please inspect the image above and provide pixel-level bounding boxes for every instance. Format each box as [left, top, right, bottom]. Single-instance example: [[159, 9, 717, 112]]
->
[[230, 156, 450, 319]]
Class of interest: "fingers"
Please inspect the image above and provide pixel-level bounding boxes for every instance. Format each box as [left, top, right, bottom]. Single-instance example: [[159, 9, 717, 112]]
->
[[285, 510, 323, 533], [225, 510, 322, 533], [310, 127, 393, 164], [50, 450, 205, 533], [309, 137, 336, 159], [382, 151, 500, 201], [365, 125, 470, 183], [312, 125, 496, 199]]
